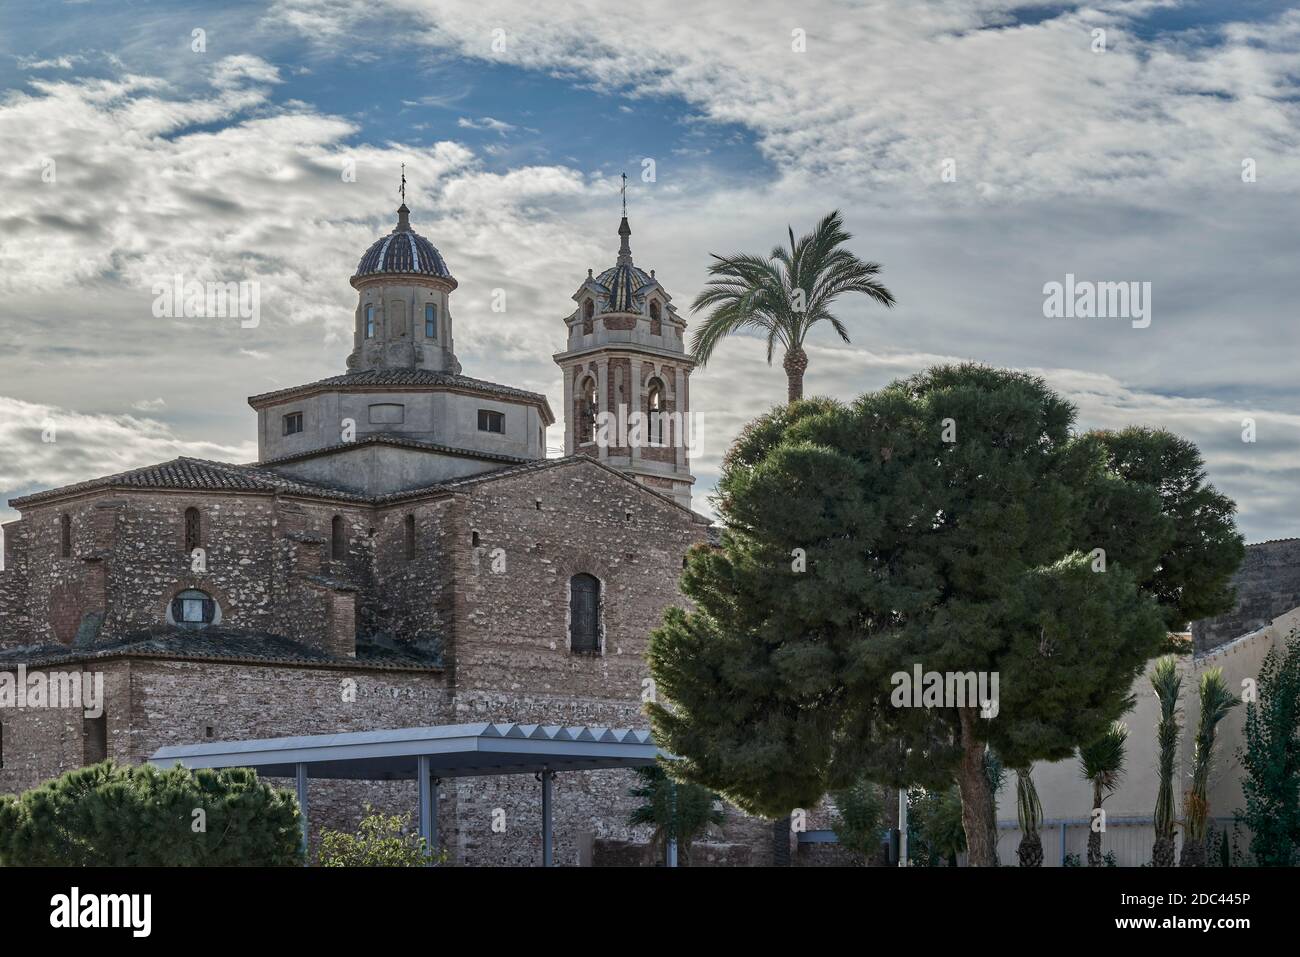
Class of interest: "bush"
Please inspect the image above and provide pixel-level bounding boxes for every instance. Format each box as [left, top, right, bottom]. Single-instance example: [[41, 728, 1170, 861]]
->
[[318, 807, 445, 866], [0, 761, 302, 866]]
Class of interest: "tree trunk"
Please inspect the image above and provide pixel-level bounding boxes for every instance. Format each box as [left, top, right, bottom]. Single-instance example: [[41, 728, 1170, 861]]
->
[[771, 815, 791, 866], [1088, 783, 1103, 866], [783, 347, 807, 403], [956, 708, 998, 867], [1151, 835, 1176, 868]]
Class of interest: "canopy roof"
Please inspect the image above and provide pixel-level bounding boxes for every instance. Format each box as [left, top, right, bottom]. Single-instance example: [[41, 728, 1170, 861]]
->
[[150, 722, 659, 780]]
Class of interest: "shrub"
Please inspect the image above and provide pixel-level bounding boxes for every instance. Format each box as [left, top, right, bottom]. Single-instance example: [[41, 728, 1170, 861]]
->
[[0, 761, 302, 866], [318, 807, 445, 866]]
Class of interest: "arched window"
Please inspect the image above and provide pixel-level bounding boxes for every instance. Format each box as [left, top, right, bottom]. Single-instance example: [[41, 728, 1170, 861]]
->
[[404, 514, 416, 561], [60, 514, 72, 558], [647, 379, 665, 446], [184, 507, 201, 553], [649, 301, 662, 336], [170, 588, 218, 629], [569, 574, 600, 654], [331, 515, 346, 560], [579, 377, 598, 443], [365, 304, 375, 339], [425, 302, 438, 338], [581, 299, 594, 335]]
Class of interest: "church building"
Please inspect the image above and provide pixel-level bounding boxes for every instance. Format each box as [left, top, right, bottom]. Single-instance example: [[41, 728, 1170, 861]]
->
[[0, 200, 759, 865]]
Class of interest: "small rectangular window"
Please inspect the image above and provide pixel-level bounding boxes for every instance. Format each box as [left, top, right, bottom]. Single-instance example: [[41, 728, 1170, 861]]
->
[[478, 409, 504, 434], [365, 304, 375, 338], [284, 412, 304, 435], [425, 303, 437, 338], [83, 714, 107, 765]]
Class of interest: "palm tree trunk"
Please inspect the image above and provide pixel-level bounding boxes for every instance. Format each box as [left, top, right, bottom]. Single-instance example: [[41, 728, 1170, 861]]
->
[[783, 347, 807, 403], [956, 708, 998, 866], [1088, 782, 1103, 866]]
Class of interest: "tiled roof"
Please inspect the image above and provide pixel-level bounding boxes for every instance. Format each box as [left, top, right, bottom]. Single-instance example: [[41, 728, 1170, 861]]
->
[[9, 457, 371, 508], [0, 627, 444, 671], [595, 262, 653, 313], [353, 205, 454, 281], [252, 433, 532, 469], [247, 369, 552, 414], [10, 452, 707, 522]]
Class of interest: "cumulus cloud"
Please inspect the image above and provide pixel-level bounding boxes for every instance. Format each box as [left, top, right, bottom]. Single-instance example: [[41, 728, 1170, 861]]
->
[[2, 0, 1299, 550]]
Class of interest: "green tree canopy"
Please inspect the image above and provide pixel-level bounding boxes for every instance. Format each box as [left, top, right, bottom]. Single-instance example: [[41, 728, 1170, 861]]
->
[[648, 364, 1242, 865], [0, 761, 303, 866]]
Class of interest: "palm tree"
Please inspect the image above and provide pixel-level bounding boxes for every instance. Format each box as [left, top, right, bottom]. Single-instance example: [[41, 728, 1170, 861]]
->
[[1015, 766, 1045, 867], [1079, 722, 1128, 867], [690, 211, 896, 403], [1180, 668, 1239, 866], [1150, 657, 1182, 867], [627, 763, 724, 866]]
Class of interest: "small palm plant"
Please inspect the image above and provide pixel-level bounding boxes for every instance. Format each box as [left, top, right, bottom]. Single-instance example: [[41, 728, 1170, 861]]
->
[[1180, 668, 1240, 866], [1079, 722, 1128, 867], [627, 762, 724, 866], [1150, 657, 1182, 867], [1014, 766, 1045, 867], [690, 211, 895, 403]]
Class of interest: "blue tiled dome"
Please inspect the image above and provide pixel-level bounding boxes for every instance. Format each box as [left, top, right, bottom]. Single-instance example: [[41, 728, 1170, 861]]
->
[[353, 205, 454, 282], [591, 215, 652, 312], [595, 263, 652, 312]]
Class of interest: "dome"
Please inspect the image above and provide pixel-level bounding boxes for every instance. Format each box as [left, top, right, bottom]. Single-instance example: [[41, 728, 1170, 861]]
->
[[595, 262, 653, 312], [353, 204, 454, 282], [591, 215, 652, 312]]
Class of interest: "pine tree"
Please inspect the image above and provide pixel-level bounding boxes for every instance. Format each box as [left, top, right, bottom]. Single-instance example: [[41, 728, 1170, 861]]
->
[[647, 364, 1242, 866], [0, 761, 302, 866]]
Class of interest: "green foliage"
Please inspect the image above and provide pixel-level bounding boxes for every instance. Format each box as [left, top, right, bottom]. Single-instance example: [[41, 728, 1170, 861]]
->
[[318, 807, 444, 867], [627, 762, 724, 864], [1015, 766, 1043, 836], [689, 210, 895, 400], [1151, 657, 1183, 843], [907, 786, 967, 867], [1238, 631, 1300, 865], [829, 777, 886, 860], [1063, 853, 1081, 867], [647, 363, 1241, 862], [1185, 669, 1239, 848], [0, 761, 302, 866], [1079, 721, 1129, 804]]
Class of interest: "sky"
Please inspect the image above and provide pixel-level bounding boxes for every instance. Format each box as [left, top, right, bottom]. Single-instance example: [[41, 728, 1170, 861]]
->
[[1, 0, 1299, 553]]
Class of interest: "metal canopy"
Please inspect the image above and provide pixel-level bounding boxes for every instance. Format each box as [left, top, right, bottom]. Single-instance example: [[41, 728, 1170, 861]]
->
[[150, 722, 661, 867], [150, 722, 659, 780]]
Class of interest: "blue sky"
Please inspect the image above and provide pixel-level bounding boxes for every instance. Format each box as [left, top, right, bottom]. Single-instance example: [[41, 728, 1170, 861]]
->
[[2, 0, 1300, 546]]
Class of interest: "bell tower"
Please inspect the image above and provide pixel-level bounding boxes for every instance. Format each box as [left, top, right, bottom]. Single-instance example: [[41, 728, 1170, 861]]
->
[[552, 187, 696, 508]]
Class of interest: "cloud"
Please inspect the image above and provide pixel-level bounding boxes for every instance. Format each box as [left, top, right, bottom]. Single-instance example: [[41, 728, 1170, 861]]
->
[[0, 394, 255, 547], [456, 115, 516, 135], [2, 2, 1300, 552]]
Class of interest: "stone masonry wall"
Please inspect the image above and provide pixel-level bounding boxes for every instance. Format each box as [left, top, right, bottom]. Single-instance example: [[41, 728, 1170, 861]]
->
[[1191, 538, 1300, 651]]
